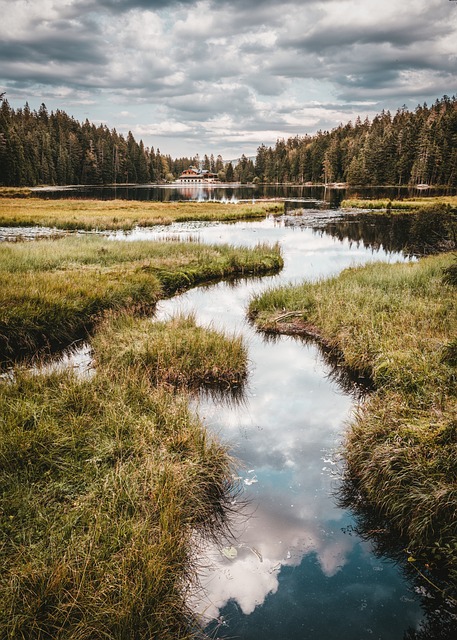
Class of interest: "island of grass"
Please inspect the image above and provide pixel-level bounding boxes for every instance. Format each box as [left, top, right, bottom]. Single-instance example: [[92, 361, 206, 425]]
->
[[249, 252, 457, 592], [341, 195, 457, 211], [0, 232, 280, 637], [0, 197, 283, 231], [0, 235, 282, 365], [93, 312, 247, 391]]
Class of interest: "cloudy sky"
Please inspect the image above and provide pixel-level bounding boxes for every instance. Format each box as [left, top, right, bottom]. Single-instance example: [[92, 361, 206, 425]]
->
[[1, 0, 456, 159]]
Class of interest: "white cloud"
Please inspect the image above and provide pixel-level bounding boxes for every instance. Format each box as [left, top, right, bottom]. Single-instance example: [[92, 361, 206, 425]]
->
[[1, 0, 456, 156]]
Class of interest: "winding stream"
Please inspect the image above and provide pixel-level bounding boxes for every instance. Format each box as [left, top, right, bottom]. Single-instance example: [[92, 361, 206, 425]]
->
[[113, 212, 425, 639]]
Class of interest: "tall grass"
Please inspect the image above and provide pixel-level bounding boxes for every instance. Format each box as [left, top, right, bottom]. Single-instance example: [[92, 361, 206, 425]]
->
[[0, 236, 282, 364], [0, 368, 238, 638], [0, 198, 283, 230], [341, 196, 457, 210], [92, 312, 248, 391], [249, 253, 457, 578]]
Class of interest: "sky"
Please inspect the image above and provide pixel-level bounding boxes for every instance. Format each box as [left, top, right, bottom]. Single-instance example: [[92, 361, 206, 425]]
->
[[1, 0, 456, 160]]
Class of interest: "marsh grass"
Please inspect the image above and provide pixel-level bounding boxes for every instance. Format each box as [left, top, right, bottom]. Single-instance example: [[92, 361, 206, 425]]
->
[[249, 253, 457, 576], [0, 198, 283, 230], [0, 236, 282, 364], [341, 196, 457, 210], [0, 368, 238, 638], [93, 312, 248, 392]]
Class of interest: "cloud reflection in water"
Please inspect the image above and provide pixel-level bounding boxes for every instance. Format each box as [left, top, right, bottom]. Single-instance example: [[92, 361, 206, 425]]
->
[[188, 334, 357, 621], [151, 215, 418, 630]]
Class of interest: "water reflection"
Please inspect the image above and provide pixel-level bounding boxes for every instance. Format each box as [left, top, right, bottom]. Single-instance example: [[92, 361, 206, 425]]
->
[[336, 484, 457, 640], [31, 183, 457, 205], [306, 210, 457, 256], [152, 216, 425, 638]]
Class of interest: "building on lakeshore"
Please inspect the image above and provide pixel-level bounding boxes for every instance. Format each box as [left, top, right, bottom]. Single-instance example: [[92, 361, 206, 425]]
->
[[176, 166, 219, 183]]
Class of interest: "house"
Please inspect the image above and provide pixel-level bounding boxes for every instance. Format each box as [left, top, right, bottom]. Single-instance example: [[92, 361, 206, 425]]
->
[[177, 165, 219, 183]]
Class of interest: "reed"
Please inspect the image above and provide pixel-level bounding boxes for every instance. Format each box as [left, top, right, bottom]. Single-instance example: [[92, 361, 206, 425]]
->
[[249, 253, 457, 576], [0, 368, 238, 638], [0, 198, 283, 230], [0, 236, 282, 364]]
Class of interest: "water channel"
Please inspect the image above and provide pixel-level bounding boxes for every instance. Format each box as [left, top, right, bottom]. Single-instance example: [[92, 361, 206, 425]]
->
[[110, 211, 428, 639]]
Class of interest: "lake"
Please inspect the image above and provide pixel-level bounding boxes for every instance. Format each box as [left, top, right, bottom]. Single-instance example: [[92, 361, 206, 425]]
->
[[31, 182, 457, 208]]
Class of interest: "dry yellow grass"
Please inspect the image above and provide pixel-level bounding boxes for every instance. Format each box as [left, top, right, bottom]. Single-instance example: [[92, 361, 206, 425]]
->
[[0, 198, 283, 230]]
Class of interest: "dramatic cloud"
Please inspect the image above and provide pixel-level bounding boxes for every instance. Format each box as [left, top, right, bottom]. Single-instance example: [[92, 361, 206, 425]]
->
[[1, 0, 456, 157]]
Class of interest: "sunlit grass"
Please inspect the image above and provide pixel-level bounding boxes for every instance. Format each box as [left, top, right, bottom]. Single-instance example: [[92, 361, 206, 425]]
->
[[0, 198, 283, 230], [341, 195, 457, 210], [249, 253, 457, 572]]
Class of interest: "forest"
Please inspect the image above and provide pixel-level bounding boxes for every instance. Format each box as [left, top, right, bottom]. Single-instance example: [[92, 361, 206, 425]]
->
[[0, 94, 456, 187]]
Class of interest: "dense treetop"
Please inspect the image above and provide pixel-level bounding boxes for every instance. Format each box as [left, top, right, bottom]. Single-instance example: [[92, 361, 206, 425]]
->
[[255, 95, 457, 187], [0, 95, 456, 187]]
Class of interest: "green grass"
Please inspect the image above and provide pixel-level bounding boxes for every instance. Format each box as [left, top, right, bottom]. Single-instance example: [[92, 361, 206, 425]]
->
[[0, 198, 283, 230], [92, 312, 248, 392], [0, 236, 282, 364], [0, 368, 238, 638], [249, 253, 457, 578], [0, 232, 264, 636], [341, 196, 457, 210]]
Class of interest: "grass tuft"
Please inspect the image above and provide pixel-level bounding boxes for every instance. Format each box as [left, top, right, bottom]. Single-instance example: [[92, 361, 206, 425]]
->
[[0, 368, 238, 638], [92, 312, 248, 392]]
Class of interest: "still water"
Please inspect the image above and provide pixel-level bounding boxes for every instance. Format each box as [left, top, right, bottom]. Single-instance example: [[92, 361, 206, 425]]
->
[[112, 212, 429, 639], [31, 182, 457, 208]]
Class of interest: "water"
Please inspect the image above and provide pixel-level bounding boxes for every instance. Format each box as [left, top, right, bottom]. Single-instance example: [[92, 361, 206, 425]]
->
[[31, 183, 457, 207], [122, 213, 427, 638], [3, 208, 448, 636]]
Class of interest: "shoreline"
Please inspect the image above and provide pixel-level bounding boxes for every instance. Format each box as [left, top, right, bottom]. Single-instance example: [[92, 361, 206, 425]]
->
[[249, 247, 457, 596]]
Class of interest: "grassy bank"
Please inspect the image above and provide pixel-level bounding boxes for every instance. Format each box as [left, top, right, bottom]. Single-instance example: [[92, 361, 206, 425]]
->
[[93, 312, 248, 391], [0, 235, 282, 364], [0, 223, 262, 635], [0, 198, 283, 230], [0, 365, 238, 638], [341, 195, 457, 210], [249, 254, 457, 579]]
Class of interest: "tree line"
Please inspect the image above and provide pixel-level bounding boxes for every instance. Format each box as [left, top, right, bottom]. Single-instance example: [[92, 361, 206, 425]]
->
[[0, 94, 456, 187], [255, 95, 457, 186], [0, 97, 200, 187]]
